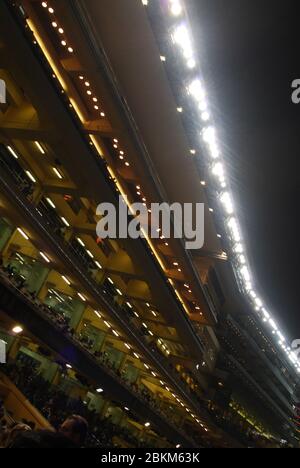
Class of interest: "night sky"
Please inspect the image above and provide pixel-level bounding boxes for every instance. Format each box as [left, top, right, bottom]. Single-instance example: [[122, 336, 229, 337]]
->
[[190, 0, 300, 341]]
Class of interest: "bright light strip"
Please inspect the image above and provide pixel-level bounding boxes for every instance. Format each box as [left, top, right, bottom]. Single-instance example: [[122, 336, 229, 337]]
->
[[25, 170, 37, 183], [39, 251, 50, 263], [262, 308, 270, 320], [240, 265, 251, 283], [95, 261, 102, 269], [104, 321, 111, 328], [86, 250, 94, 259], [254, 297, 263, 309], [61, 217, 70, 227], [78, 292, 86, 302], [62, 275, 71, 286], [35, 141, 45, 154], [172, 24, 195, 68], [269, 319, 278, 331], [27, 19, 68, 92], [212, 162, 226, 186], [165, 2, 298, 375], [46, 197, 56, 209], [7, 145, 19, 159], [53, 167, 63, 179], [94, 310, 101, 319], [233, 243, 244, 254], [220, 191, 234, 215], [277, 332, 285, 342], [202, 126, 220, 159], [12, 326, 23, 334], [227, 217, 241, 243], [77, 238, 85, 247], [17, 227, 29, 240], [188, 79, 206, 103]]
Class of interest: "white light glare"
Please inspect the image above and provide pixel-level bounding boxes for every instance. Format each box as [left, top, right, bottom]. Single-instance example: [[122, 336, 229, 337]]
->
[[169, 0, 182, 16], [289, 352, 297, 364], [202, 126, 220, 159], [262, 308, 270, 320], [188, 79, 206, 103], [249, 290, 257, 299], [227, 217, 241, 243], [240, 265, 251, 283], [269, 319, 278, 331], [233, 243, 244, 254], [211, 162, 226, 187], [220, 191, 234, 215], [172, 24, 195, 67], [167, 0, 294, 374], [201, 111, 210, 121], [277, 332, 286, 342]]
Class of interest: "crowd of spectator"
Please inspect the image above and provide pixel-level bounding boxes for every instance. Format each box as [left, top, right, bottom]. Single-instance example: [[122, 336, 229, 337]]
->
[[0, 261, 186, 430], [0, 385, 89, 449], [0, 258, 277, 448], [1, 361, 157, 448]]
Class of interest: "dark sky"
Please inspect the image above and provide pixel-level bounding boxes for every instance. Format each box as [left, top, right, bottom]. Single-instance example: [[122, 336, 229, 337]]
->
[[189, 0, 300, 340]]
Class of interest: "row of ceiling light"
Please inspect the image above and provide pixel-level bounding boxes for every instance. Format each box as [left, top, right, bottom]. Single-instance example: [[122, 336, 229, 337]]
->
[[15, 0, 215, 432], [9, 142, 182, 402], [39, 1, 203, 328], [7, 142, 63, 182], [15, 215, 202, 427], [142, 0, 299, 375]]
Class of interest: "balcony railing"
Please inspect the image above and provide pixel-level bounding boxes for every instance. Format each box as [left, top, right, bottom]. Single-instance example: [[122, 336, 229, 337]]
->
[[0, 270, 197, 447], [0, 153, 212, 425]]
